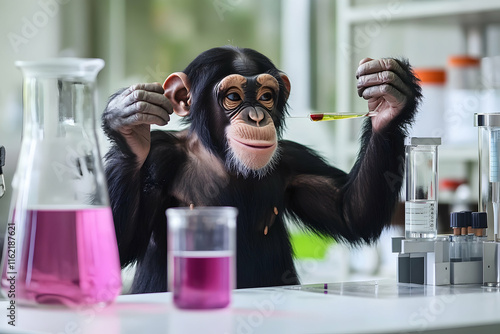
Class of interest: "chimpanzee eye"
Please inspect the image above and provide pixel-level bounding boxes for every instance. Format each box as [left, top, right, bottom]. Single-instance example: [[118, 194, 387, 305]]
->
[[226, 93, 241, 101], [259, 92, 273, 102]]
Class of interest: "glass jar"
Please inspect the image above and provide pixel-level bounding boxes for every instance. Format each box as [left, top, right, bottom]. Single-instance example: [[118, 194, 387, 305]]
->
[[405, 137, 441, 239]]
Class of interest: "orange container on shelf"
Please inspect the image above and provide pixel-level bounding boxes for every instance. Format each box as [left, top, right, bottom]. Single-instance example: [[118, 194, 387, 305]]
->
[[409, 68, 446, 139], [445, 55, 481, 146], [447, 55, 481, 89], [415, 68, 446, 84], [448, 56, 480, 68]]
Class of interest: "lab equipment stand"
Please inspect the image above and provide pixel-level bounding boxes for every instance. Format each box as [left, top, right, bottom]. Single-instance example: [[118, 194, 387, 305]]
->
[[392, 237, 500, 286]]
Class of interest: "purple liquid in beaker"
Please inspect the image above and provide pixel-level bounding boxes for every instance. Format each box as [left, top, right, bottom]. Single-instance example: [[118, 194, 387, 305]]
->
[[2, 207, 121, 307], [173, 252, 232, 309]]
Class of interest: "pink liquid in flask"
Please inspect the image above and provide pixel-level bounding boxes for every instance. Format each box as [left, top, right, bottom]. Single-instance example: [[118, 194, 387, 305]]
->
[[173, 251, 232, 309], [2, 207, 121, 307]]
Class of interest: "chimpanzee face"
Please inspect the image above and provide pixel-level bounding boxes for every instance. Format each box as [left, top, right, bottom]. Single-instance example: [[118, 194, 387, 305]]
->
[[215, 74, 280, 177], [163, 47, 290, 179]]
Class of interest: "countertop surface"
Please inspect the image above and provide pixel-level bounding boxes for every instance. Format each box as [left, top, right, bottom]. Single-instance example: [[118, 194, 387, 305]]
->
[[1, 280, 500, 334]]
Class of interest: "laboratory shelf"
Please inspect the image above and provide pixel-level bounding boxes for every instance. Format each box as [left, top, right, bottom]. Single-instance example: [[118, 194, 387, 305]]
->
[[334, 0, 500, 174], [345, 0, 500, 24]]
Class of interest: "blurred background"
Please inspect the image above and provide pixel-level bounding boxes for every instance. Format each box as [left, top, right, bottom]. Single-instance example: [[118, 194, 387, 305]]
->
[[1, 0, 500, 286]]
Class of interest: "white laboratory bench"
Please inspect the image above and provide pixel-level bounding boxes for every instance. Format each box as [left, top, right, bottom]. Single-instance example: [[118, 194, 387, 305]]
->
[[1, 280, 500, 334]]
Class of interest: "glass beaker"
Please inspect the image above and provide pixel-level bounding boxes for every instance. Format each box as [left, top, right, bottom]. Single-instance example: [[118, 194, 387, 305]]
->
[[0, 58, 122, 307], [475, 113, 500, 241], [405, 137, 441, 239], [167, 207, 237, 309]]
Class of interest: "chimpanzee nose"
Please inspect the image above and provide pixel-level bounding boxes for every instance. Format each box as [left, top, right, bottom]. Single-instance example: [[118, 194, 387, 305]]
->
[[248, 107, 265, 126]]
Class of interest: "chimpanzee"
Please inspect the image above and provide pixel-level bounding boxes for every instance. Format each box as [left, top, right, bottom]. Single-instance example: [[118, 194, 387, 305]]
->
[[102, 46, 421, 293]]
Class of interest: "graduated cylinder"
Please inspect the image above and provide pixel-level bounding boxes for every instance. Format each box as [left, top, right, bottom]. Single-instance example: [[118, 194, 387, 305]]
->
[[405, 137, 441, 239]]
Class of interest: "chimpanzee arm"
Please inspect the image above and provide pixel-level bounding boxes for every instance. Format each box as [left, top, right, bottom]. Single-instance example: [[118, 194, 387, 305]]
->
[[285, 58, 421, 243], [104, 131, 185, 267], [102, 84, 175, 267], [104, 145, 146, 266]]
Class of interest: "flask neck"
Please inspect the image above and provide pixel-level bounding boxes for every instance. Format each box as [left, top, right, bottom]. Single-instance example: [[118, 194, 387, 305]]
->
[[17, 58, 104, 140], [13, 59, 109, 208], [22, 76, 98, 140]]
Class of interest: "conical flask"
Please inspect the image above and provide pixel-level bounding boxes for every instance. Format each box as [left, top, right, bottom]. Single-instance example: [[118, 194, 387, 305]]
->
[[0, 58, 122, 307]]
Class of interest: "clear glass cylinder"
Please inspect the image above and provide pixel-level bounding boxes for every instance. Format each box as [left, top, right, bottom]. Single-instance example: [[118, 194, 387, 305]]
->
[[0, 58, 122, 307], [167, 207, 237, 309], [475, 113, 500, 241], [405, 137, 441, 239]]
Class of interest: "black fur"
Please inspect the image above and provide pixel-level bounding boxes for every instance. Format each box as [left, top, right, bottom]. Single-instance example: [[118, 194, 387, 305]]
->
[[102, 46, 421, 293]]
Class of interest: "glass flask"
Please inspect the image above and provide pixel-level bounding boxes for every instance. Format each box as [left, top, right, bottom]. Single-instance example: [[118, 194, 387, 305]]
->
[[0, 58, 122, 307]]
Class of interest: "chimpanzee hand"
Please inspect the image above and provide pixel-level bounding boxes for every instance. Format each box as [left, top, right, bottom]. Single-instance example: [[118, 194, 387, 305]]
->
[[356, 58, 418, 133], [103, 83, 173, 167]]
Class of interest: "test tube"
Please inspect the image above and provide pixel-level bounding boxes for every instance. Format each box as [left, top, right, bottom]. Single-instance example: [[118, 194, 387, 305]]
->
[[462, 211, 474, 260], [471, 212, 488, 261], [449, 212, 470, 262], [475, 113, 500, 241], [405, 137, 441, 239]]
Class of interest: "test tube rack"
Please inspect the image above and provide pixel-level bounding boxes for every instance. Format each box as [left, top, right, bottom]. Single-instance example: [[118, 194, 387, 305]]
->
[[392, 237, 500, 286]]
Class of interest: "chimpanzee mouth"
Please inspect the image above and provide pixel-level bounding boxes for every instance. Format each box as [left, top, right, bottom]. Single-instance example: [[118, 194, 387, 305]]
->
[[226, 138, 281, 179], [232, 138, 275, 150]]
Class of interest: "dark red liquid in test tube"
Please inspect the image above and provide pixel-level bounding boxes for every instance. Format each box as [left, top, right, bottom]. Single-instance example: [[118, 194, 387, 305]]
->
[[310, 114, 324, 121]]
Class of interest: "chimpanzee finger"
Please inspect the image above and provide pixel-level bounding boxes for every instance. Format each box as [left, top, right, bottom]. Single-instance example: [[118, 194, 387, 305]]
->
[[122, 83, 164, 97], [357, 71, 412, 98], [358, 57, 373, 66], [121, 102, 171, 124], [355, 58, 407, 83], [361, 84, 407, 108], [121, 89, 173, 114], [121, 112, 170, 127]]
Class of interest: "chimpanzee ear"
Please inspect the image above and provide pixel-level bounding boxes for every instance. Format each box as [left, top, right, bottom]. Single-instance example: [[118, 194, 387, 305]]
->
[[279, 73, 291, 101], [163, 72, 191, 117]]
